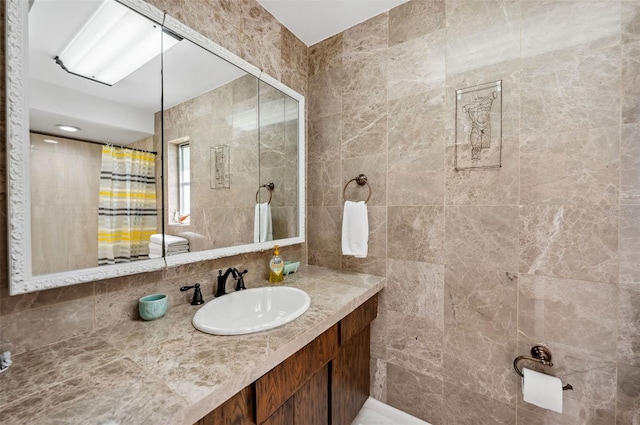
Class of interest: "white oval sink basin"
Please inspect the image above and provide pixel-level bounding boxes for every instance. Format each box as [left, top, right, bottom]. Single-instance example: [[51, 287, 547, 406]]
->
[[192, 286, 311, 335]]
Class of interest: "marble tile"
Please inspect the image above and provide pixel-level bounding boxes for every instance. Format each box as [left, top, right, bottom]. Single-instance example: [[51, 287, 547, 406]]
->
[[518, 274, 618, 360], [342, 155, 388, 206], [443, 382, 516, 425], [621, 124, 640, 204], [150, 0, 241, 55], [443, 328, 518, 404], [371, 308, 444, 381], [239, 0, 282, 79], [342, 256, 387, 278], [0, 282, 94, 315], [308, 160, 342, 207], [622, 40, 640, 124], [307, 206, 341, 253], [342, 50, 387, 113], [519, 126, 619, 205], [308, 114, 342, 163], [2, 299, 94, 354], [445, 0, 520, 76], [370, 357, 387, 402], [308, 249, 342, 270], [623, 1, 640, 45], [280, 27, 308, 96], [0, 358, 186, 425], [0, 335, 122, 408], [519, 205, 619, 283], [388, 149, 445, 207], [388, 88, 445, 155], [444, 265, 517, 341], [387, 206, 445, 264], [309, 67, 343, 119], [521, 1, 621, 60], [386, 363, 444, 425], [619, 283, 640, 367], [342, 102, 388, 159], [309, 33, 343, 77], [389, 0, 445, 46], [617, 363, 640, 425], [444, 139, 519, 206], [343, 12, 388, 58], [620, 206, 640, 283], [515, 343, 617, 425], [520, 46, 620, 136], [388, 30, 446, 101], [444, 206, 519, 271], [382, 259, 444, 324]]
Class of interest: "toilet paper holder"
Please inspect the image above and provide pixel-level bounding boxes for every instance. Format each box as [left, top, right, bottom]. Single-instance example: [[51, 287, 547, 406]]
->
[[514, 345, 573, 391]]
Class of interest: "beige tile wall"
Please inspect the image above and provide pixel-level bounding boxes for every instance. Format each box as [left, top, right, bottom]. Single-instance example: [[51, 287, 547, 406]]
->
[[0, 0, 308, 356], [308, 1, 640, 424]]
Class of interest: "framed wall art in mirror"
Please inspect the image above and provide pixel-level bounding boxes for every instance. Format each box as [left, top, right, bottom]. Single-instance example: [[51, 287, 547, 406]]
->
[[6, 0, 305, 295]]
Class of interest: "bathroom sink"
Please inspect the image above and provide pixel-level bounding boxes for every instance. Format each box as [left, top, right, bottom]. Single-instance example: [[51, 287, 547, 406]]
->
[[192, 286, 311, 335]]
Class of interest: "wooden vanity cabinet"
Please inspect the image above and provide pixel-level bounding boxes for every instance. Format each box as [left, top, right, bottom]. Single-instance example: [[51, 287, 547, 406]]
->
[[195, 294, 378, 425]]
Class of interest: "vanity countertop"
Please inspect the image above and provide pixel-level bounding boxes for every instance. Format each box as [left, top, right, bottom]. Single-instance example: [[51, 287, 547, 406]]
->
[[0, 266, 385, 425]]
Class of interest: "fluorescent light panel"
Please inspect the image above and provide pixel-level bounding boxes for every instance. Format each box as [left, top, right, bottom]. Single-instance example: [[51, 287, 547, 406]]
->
[[57, 0, 179, 86]]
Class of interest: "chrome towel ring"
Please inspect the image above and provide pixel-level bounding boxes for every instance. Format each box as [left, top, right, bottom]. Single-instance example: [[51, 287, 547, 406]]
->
[[256, 182, 275, 204]]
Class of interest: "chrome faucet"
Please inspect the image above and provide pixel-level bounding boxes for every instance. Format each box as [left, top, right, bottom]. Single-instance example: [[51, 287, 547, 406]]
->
[[215, 267, 248, 297]]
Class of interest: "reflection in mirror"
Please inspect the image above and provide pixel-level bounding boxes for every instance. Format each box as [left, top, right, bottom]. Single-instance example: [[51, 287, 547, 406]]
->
[[7, 0, 305, 294], [162, 36, 259, 252], [27, 0, 165, 275], [258, 81, 299, 242]]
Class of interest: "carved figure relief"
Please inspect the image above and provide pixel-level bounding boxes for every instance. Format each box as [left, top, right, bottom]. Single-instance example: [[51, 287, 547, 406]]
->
[[455, 80, 502, 170]]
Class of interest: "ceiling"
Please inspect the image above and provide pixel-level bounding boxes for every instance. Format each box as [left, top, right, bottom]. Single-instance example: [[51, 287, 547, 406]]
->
[[256, 0, 410, 46]]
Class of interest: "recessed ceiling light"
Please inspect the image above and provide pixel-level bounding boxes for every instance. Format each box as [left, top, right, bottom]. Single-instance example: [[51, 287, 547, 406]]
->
[[56, 124, 80, 132], [43, 139, 59, 144]]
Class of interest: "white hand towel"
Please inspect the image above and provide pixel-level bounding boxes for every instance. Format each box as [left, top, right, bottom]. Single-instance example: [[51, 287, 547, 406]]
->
[[254, 203, 273, 243], [150, 234, 189, 247], [342, 201, 368, 258]]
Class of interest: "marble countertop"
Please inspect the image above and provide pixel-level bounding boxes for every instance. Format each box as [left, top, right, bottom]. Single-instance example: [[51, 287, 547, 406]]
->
[[0, 266, 385, 425]]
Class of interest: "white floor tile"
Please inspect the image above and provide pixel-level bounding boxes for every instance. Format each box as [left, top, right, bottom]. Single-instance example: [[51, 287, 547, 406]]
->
[[351, 398, 432, 425]]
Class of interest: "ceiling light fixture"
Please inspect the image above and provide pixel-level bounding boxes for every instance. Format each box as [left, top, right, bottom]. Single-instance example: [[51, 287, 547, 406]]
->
[[56, 124, 81, 132], [55, 0, 180, 86]]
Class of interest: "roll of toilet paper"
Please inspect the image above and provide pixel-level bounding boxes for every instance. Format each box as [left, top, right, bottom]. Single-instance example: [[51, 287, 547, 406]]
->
[[522, 367, 563, 413]]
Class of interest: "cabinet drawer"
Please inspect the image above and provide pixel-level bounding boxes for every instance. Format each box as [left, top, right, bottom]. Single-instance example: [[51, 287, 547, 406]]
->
[[255, 324, 338, 423], [339, 294, 378, 345]]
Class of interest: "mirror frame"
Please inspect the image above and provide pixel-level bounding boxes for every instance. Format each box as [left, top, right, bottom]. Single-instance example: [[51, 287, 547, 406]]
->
[[6, 0, 306, 295]]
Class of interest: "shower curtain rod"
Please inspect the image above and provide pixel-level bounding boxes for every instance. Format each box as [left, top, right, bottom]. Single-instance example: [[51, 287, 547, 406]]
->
[[31, 131, 158, 155]]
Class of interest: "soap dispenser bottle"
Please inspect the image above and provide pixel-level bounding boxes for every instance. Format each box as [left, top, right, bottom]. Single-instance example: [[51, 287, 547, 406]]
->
[[269, 245, 284, 284]]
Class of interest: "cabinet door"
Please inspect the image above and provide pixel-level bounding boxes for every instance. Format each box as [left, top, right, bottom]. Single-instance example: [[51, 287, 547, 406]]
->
[[294, 364, 329, 425], [260, 365, 329, 425], [261, 398, 294, 425], [195, 386, 255, 425], [331, 326, 371, 425]]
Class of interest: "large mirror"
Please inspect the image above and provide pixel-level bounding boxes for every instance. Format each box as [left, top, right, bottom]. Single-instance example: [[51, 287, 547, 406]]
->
[[6, 0, 305, 295]]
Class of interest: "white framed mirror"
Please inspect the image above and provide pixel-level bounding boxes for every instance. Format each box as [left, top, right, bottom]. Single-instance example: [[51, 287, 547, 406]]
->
[[6, 0, 305, 295]]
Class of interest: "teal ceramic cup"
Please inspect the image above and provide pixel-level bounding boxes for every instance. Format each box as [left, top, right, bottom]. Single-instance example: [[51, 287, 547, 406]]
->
[[138, 294, 168, 321]]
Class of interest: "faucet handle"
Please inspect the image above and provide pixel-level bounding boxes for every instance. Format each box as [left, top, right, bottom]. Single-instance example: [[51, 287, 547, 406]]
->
[[180, 283, 204, 305], [235, 269, 248, 291]]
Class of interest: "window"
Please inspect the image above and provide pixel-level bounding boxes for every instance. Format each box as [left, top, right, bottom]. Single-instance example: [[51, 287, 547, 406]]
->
[[178, 142, 190, 223]]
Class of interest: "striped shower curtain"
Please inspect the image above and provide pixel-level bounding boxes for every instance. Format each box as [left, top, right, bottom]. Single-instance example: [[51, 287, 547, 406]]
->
[[98, 146, 157, 265]]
